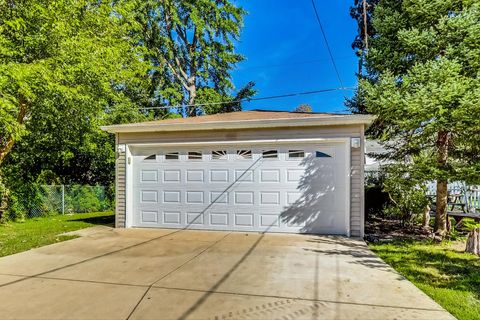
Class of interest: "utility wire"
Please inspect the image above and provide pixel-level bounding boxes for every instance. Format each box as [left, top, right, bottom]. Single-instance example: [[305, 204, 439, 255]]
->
[[138, 86, 354, 110], [235, 55, 353, 72], [310, 0, 344, 88]]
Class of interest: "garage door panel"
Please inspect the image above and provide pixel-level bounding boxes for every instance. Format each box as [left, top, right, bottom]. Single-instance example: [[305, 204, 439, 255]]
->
[[132, 143, 349, 234], [163, 170, 181, 182], [163, 211, 182, 224], [140, 170, 158, 182], [163, 191, 181, 203], [209, 212, 229, 226], [186, 170, 204, 182]]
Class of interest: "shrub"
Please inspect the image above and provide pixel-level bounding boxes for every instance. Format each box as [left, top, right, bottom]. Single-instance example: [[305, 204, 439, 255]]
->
[[381, 166, 429, 225]]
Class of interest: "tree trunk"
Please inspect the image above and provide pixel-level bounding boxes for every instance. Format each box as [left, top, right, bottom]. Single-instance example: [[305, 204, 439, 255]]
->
[[434, 131, 449, 237], [465, 228, 480, 256], [435, 180, 448, 236], [187, 80, 197, 117]]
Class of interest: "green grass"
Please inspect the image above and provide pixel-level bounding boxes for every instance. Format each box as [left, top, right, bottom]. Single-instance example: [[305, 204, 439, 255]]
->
[[0, 212, 114, 257], [370, 240, 480, 320]]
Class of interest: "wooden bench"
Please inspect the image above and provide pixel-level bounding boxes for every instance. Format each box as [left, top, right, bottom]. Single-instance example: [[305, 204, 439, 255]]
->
[[447, 211, 480, 231]]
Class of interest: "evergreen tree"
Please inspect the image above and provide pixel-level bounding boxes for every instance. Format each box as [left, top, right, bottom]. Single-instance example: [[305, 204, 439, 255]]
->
[[357, 0, 480, 236]]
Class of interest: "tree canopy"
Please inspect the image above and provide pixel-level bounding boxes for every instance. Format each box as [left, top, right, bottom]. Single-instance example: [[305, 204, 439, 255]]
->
[[134, 0, 254, 116], [357, 0, 480, 235], [0, 0, 253, 219]]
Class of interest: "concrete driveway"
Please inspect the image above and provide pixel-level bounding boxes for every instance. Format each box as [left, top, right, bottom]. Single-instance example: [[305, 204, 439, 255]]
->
[[0, 227, 453, 320]]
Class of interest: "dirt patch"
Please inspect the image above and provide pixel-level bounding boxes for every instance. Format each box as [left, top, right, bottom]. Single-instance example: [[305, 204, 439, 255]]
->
[[365, 217, 432, 242]]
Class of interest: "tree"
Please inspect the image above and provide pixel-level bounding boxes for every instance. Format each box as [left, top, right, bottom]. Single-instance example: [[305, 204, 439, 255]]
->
[[135, 0, 254, 116], [359, 0, 480, 236], [0, 0, 147, 206], [293, 104, 313, 113]]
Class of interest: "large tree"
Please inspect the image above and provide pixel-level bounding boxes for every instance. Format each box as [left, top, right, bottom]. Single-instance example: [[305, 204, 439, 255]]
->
[[136, 0, 254, 116], [358, 0, 480, 236], [0, 0, 147, 199]]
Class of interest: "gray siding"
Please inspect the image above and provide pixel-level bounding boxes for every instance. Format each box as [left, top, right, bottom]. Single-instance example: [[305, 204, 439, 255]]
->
[[115, 125, 365, 237], [115, 133, 126, 228], [350, 147, 362, 237]]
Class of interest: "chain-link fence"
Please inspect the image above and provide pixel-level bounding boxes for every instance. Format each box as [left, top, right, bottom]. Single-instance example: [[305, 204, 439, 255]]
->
[[16, 185, 113, 218]]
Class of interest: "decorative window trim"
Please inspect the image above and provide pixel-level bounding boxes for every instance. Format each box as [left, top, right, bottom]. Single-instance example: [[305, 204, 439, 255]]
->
[[165, 152, 179, 160], [262, 150, 278, 159], [212, 150, 228, 160], [236, 149, 252, 160], [188, 151, 203, 160], [288, 150, 305, 159]]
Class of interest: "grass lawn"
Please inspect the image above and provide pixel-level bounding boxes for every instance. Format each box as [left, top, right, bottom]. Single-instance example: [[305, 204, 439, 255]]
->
[[0, 212, 114, 257], [370, 239, 480, 320]]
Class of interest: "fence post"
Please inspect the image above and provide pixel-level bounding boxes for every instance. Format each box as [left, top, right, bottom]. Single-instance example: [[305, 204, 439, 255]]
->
[[61, 185, 65, 215]]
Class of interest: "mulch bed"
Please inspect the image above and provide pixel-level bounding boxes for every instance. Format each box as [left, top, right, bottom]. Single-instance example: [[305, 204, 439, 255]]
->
[[365, 217, 434, 243]]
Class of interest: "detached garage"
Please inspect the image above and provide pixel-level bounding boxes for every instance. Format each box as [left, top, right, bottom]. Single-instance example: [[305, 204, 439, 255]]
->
[[102, 110, 372, 237]]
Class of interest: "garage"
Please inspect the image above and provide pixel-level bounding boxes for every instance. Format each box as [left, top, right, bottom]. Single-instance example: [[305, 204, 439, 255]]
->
[[102, 110, 372, 237]]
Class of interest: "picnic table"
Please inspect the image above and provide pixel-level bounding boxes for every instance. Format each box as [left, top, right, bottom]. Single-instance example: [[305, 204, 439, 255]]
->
[[428, 188, 480, 231]]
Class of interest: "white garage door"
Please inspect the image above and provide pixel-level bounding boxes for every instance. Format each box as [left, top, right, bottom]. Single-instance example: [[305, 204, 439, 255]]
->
[[130, 142, 349, 234]]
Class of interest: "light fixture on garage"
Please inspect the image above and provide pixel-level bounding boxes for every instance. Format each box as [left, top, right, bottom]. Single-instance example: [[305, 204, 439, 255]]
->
[[351, 138, 361, 148]]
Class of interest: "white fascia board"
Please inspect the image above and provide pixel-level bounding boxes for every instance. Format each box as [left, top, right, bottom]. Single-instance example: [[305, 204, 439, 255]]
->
[[100, 115, 374, 133], [127, 137, 350, 151]]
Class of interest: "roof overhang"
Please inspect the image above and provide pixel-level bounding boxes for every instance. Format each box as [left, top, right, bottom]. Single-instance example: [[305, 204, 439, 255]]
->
[[101, 114, 375, 134]]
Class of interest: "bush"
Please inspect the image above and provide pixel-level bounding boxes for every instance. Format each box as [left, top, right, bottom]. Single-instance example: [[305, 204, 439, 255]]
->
[[365, 167, 430, 225], [365, 171, 390, 220], [381, 166, 429, 225]]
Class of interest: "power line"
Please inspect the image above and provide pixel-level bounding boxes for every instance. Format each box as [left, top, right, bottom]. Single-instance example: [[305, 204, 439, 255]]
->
[[138, 86, 355, 110], [310, 0, 344, 88], [235, 55, 353, 72]]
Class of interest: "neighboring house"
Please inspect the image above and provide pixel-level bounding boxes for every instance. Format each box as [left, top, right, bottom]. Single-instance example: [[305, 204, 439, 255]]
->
[[102, 110, 373, 237], [365, 140, 389, 173]]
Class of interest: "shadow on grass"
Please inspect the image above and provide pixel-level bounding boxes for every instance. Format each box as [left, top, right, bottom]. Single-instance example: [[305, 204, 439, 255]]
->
[[371, 240, 480, 297], [68, 214, 115, 227]]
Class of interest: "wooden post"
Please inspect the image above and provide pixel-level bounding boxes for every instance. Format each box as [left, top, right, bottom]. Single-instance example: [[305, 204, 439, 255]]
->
[[422, 205, 430, 229], [465, 228, 480, 256]]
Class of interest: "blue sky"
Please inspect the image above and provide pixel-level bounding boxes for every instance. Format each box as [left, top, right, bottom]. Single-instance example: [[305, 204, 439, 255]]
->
[[232, 0, 358, 113]]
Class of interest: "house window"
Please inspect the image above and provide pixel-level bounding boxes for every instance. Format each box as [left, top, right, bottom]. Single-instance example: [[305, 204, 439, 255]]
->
[[144, 154, 156, 160], [316, 151, 332, 158], [212, 150, 228, 160], [188, 151, 202, 160], [262, 150, 278, 159], [288, 150, 305, 158], [165, 152, 179, 160], [236, 150, 252, 160]]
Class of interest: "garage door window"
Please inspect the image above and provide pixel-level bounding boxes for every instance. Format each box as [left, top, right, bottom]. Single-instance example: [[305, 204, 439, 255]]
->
[[188, 151, 202, 160], [212, 150, 228, 160], [288, 150, 305, 159], [262, 150, 278, 159], [144, 154, 156, 161], [316, 151, 332, 158], [165, 152, 179, 160], [236, 150, 252, 160]]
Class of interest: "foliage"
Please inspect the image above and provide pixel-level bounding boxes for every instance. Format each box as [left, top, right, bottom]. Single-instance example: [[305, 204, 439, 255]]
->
[[354, 1, 480, 235], [381, 165, 429, 224], [2, 184, 111, 221], [370, 239, 480, 320], [364, 171, 390, 219], [134, 0, 255, 116], [293, 104, 313, 113], [0, 211, 114, 257], [0, 0, 149, 207], [0, 0, 255, 211]]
